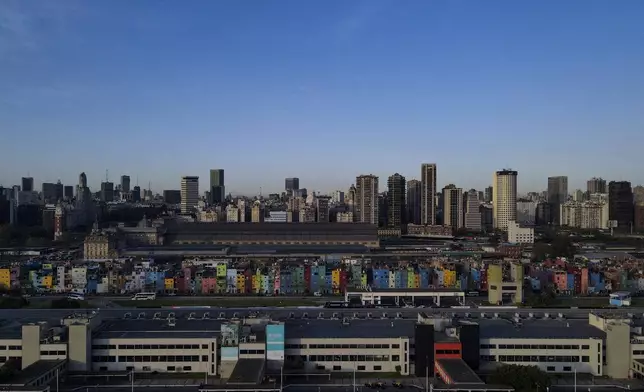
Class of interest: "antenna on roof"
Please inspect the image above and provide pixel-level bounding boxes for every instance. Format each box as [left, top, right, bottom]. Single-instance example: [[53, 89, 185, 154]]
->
[[105, 169, 109, 182]]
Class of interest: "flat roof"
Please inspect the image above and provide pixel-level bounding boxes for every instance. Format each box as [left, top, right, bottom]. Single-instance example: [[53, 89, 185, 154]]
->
[[170, 222, 377, 233], [479, 319, 606, 340], [285, 319, 415, 339], [436, 358, 482, 384], [8, 360, 66, 386], [227, 358, 265, 384], [94, 319, 223, 339]]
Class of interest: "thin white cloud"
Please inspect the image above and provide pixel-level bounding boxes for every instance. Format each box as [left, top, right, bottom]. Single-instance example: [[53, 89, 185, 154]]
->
[[0, 0, 82, 58], [332, 0, 390, 43]]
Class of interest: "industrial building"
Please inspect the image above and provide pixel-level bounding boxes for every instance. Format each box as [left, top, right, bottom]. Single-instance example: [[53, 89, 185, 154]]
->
[[1, 309, 644, 391]]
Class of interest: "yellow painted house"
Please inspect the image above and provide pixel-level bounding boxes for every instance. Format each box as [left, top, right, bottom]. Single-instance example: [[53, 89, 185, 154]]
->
[[443, 270, 456, 288], [164, 278, 175, 291], [216, 264, 227, 277]]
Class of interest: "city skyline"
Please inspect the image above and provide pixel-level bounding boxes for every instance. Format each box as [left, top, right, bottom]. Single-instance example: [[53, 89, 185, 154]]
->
[[2, 1, 644, 193]]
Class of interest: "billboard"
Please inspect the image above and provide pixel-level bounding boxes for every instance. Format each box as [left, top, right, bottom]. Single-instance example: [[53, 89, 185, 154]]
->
[[266, 324, 285, 361], [221, 347, 239, 361]]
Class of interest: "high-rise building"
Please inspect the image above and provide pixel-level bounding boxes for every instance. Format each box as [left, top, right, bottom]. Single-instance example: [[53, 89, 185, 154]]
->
[[547, 176, 568, 225], [464, 189, 481, 231], [163, 190, 181, 204], [355, 174, 379, 225], [285, 178, 300, 194], [64, 186, 74, 200], [608, 181, 634, 229], [535, 202, 552, 225], [406, 179, 422, 225], [587, 177, 607, 194], [442, 184, 463, 229], [209, 169, 225, 205], [493, 170, 518, 230], [387, 173, 406, 227], [100, 182, 114, 202], [420, 163, 437, 225], [180, 176, 199, 214], [42, 182, 57, 203], [21, 177, 33, 192], [484, 186, 493, 203], [316, 196, 330, 223], [120, 175, 131, 193], [331, 190, 345, 205], [132, 186, 141, 202]]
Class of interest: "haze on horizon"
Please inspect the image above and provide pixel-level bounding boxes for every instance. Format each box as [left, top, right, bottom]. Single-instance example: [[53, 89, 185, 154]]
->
[[1, 0, 643, 195]]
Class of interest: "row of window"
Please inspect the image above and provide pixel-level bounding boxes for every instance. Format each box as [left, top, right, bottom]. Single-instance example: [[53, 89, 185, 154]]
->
[[41, 351, 66, 356], [481, 344, 591, 350], [288, 344, 399, 349], [92, 355, 208, 363], [436, 350, 460, 355], [93, 344, 208, 351], [0, 346, 21, 351], [240, 349, 264, 355], [632, 350, 644, 355], [286, 354, 397, 362], [481, 355, 591, 363]]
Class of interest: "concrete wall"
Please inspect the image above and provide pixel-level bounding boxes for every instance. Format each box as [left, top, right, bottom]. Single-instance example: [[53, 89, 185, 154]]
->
[[605, 322, 630, 379]]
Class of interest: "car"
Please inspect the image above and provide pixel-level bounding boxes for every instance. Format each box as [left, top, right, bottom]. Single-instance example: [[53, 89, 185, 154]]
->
[[364, 382, 374, 388], [392, 381, 403, 388]]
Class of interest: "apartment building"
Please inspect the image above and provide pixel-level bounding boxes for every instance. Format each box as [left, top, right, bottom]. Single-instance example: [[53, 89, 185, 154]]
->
[[493, 170, 518, 231]]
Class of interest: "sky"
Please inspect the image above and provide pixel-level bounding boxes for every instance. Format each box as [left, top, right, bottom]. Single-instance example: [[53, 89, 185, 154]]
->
[[1, 0, 643, 196]]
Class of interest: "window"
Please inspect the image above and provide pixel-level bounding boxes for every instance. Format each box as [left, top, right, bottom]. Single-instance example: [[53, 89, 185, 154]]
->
[[547, 366, 555, 372], [563, 366, 572, 372], [582, 356, 590, 363], [333, 365, 341, 371], [358, 366, 366, 371], [373, 365, 382, 371]]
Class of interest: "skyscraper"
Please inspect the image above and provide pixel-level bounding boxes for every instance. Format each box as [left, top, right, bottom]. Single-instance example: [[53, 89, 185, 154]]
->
[[21, 177, 33, 192], [547, 176, 568, 225], [608, 181, 633, 229], [484, 186, 493, 203], [209, 169, 225, 205], [355, 175, 379, 225], [387, 173, 406, 227], [132, 186, 141, 203], [464, 189, 482, 231], [442, 184, 463, 229], [493, 170, 518, 230], [587, 177, 607, 194], [181, 176, 199, 214], [120, 175, 131, 193], [421, 163, 437, 225], [406, 180, 422, 225], [285, 178, 300, 194], [100, 181, 114, 202]]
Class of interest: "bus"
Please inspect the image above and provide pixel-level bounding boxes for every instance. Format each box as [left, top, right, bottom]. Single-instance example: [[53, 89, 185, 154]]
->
[[609, 292, 631, 307], [131, 292, 157, 301]]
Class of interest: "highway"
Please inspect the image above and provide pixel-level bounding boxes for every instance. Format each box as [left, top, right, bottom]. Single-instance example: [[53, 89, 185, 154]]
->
[[2, 306, 643, 322]]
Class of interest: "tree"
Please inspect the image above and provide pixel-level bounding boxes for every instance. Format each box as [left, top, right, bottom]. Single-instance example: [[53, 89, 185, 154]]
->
[[488, 364, 550, 392]]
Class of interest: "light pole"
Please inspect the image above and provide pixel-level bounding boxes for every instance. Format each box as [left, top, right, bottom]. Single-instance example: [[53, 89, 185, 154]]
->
[[130, 369, 134, 392]]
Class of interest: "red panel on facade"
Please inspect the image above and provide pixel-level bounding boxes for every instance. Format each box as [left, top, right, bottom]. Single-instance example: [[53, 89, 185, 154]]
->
[[434, 342, 462, 360]]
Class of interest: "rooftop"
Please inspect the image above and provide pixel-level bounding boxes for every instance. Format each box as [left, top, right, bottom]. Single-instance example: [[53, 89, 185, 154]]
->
[[436, 358, 482, 384], [94, 319, 223, 339], [7, 360, 66, 386], [285, 319, 415, 339], [478, 318, 605, 340], [168, 222, 378, 234], [347, 288, 464, 293]]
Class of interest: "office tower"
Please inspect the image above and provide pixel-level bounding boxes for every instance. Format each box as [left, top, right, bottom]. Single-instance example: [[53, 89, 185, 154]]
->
[[251, 201, 264, 222], [355, 174, 379, 225], [420, 163, 437, 225], [492, 170, 518, 230], [484, 186, 493, 203], [573, 189, 585, 202], [64, 186, 74, 200], [316, 196, 330, 223], [120, 175, 131, 193], [535, 202, 552, 225], [100, 182, 114, 202], [387, 173, 406, 227], [442, 184, 463, 229], [209, 169, 225, 205], [406, 179, 422, 225], [163, 190, 182, 204], [464, 189, 482, 231], [285, 178, 300, 194], [21, 177, 33, 192], [55, 180, 63, 202], [378, 193, 388, 227], [608, 181, 634, 229], [180, 176, 199, 214], [331, 190, 345, 204], [42, 182, 57, 203], [587, 177, 607, 194], [547, 176, 568, 225], [633, 185, 644, 205], [132, 186, 141, 202]]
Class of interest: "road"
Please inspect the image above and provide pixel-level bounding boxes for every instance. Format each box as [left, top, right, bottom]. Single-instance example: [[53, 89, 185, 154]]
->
[[2, 306, 644, 322]]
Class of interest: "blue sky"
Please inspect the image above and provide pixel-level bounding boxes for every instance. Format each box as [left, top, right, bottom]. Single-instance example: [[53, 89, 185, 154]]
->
[[1, 0, 643, 195]]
